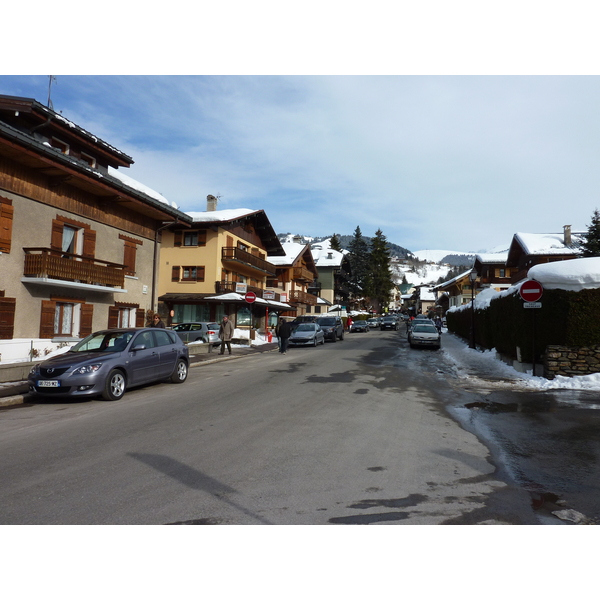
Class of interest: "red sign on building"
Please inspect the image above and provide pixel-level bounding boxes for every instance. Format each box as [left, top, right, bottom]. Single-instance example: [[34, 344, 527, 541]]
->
[[245, 291, 257, 303]]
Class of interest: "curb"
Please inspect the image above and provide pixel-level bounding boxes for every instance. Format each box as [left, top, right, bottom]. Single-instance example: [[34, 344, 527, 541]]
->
[[0, 344, 279, 409]]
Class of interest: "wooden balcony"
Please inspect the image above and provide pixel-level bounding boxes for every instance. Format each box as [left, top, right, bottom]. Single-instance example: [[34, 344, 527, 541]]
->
[[23, 248, 125, 288], [290, 290, 318, 305], [221, 247, 276, 276], [292, 266, 314, 282]]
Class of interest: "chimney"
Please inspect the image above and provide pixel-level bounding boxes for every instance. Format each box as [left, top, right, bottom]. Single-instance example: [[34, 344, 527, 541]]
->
[[207, 194, 218, 211], [564, 225, 572, 246]]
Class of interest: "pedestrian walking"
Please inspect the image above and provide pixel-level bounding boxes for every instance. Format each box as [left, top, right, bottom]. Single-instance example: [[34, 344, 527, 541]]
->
[[150, 313, 166, 328], [434, 316, 443, 334], [346, 315, 353, 332], [276, 318, 292, 354], [218, 314, 235, 355]]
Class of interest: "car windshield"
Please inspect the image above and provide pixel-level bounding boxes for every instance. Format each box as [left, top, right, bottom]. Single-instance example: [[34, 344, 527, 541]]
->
[[383, 316, 395, 321], [296, 324, 315, 332], [413, 325, 438, 333], [207, 323, 219, 330], [317, 318, 336, 326], [71, 331, 134, 352]]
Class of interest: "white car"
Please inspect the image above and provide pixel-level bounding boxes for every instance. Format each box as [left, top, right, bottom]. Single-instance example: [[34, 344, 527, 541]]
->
[[408, 323, 441, 350]]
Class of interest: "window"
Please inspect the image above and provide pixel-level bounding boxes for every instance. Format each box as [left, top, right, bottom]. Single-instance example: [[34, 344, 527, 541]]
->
[[0, 197, 14, 253], [80, 152, 96, 168], [174, 230, 206, 247], [51, 216, 95, 259], [50, 137, 69, 155], [154, 329, 174, 346], [54, 302, 75, 336], [238, 242, 249, 252], [181, 266, 205, 282], [173, 304, 210, 323]]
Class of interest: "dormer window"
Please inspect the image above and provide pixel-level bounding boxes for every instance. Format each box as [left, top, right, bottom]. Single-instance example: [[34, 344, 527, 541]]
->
[[50, 137, 69, 155], [81, 152, 96, 168]]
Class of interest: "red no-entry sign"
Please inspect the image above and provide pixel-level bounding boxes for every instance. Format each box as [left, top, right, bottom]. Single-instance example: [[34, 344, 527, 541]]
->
[[519, 280, 544, 302], [245, 291, 257, 303]]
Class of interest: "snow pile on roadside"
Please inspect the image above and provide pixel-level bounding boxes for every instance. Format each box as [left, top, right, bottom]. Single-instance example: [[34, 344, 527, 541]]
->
[[442, 336, 600, 391]]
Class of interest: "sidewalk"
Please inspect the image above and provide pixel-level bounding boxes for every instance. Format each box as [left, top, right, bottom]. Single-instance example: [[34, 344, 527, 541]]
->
[[0, 342, 279, 407]]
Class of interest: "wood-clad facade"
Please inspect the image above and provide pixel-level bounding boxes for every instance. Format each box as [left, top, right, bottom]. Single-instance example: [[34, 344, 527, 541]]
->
[[0, 94, 190, 358]]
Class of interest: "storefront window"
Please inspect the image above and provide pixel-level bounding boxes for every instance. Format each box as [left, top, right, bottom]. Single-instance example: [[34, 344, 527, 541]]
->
[[236, 306, 251, 327], [174, 304, 210, 323]]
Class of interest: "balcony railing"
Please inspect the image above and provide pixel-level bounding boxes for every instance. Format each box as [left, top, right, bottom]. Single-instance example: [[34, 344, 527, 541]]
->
[[221, 247, 276, 276], [23, 248, 125, 288], [290, 290, 318, 305], [292, 266, 314, 282]]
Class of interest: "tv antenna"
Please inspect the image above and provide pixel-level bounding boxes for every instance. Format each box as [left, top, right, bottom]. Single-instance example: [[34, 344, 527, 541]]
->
[[47, 76, 57, 110]]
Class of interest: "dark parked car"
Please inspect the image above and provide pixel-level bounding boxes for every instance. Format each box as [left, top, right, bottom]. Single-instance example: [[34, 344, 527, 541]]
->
[[315, 316, 344, 342], [172, 322, 220, 345], [380, 315, 399, 330], [408, 323, 441, 350], [351, 320, 370, 332], [28, 328, 189, 401], [288, 323, 325, 347]]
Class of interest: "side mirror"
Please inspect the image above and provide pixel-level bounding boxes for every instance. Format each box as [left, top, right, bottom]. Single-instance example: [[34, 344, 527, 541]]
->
[[132, 344, 146, 352]]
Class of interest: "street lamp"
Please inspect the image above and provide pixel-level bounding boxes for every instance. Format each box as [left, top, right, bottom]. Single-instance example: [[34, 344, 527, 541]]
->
[[469, 269, 477, 349]]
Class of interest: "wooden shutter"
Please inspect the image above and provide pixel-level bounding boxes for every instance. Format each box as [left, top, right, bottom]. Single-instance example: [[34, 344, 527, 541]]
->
[[174, 231, 182, 247], [123, 241, 137, 276], [226, 235, 233, 247], [197, 266, 205, 282], [79, 304, 94, 337], [40, 300, 56, 338], [0, 201, 14, 254], [171, 266, 180, 282], [136, 308, 145, 327], [108, 306, 119, 329], [0, 297, 16, 339], [51, 220, 63, 251], [198, 230, 207, 246], [82, 228, 96, 258]]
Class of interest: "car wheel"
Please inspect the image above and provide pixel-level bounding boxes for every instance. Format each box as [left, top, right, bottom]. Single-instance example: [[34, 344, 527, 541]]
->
[[340, 331, 344, 340], [102, 369, 126, 401], [331, 333, 337, 343], [171, 359, 188, 383]]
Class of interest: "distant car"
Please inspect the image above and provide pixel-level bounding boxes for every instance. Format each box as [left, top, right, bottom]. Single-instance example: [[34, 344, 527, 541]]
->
[[408, 323, 441, 350], [290, 315, 318, 330], [28, 328, 189, 401], [367, 318, 380, 328], [172, 322, 220, 345], [288, 323, 325, 347], [315, 316, 345, 342], [380, 316, 399, 331], [351, 320, 370, 332]]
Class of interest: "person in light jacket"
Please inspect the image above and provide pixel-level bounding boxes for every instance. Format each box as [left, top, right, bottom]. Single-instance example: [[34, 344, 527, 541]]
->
[[218, 315, 235, 355]]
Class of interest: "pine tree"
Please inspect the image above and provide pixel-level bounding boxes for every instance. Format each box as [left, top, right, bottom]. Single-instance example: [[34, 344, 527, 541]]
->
[[347, 226, 370, 297], [368, 229, 395, 311], [580, 209, 600, 257], [329, 233, 342, 252]]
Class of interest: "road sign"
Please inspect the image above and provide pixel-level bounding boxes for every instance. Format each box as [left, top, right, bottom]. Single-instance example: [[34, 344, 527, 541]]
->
[[245, 291, 257, 303], [519, 280, 544, 302], [523, 302, 542, 309]]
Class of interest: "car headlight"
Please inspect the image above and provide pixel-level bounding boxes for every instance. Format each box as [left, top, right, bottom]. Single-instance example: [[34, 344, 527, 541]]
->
[[73, 363, 102, 375], [29, 364, 40, 376]]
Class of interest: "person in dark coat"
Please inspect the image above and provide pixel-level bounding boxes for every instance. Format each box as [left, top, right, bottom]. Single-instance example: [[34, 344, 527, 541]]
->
[[218, 315, 235, 355], [277, 318, 292, 354], [151, 314, 166, 328]]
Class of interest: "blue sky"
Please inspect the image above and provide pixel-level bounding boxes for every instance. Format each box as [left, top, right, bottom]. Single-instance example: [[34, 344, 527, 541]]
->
[[2, 6, 599, 255]]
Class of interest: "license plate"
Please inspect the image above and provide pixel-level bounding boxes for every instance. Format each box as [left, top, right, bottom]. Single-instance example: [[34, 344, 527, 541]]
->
[[38, 380, 60, 387]]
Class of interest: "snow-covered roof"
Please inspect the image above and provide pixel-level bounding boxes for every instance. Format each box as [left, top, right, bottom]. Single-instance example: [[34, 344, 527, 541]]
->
[[311, 244, 346, 267], [513, 232, 583, 256], [475, 252, 508, 264], [431, 269, 474, 290], [185, 208, 259, 223], [108, 167, 180, 209], [267, 242, 306, 266], [420, 290, 436, 301]]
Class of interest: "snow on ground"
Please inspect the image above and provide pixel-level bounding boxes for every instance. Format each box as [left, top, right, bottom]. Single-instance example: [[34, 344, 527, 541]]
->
[[441, 331, 600, 392]]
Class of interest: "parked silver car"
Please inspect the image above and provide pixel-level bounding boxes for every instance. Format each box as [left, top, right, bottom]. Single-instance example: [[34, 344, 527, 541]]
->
[[28, 328, 189, 401], [408, 323, 441, 350], [172, 322, 220, 345], [288, 323, 325, 347]]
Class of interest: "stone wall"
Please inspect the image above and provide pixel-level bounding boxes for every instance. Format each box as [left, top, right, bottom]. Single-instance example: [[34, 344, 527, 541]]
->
[[543, 345, 600, 379]]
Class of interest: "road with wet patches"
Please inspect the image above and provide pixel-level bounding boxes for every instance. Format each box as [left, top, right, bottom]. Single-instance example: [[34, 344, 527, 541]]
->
[[0, 327, 597, 524]]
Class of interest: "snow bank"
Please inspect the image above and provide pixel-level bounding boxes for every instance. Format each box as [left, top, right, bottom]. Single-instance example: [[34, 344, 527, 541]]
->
[[528, 256, 600, 291]]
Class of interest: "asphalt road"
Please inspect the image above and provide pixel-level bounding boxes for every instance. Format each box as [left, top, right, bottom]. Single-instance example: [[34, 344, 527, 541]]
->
[[0, 328, 543, 524]]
